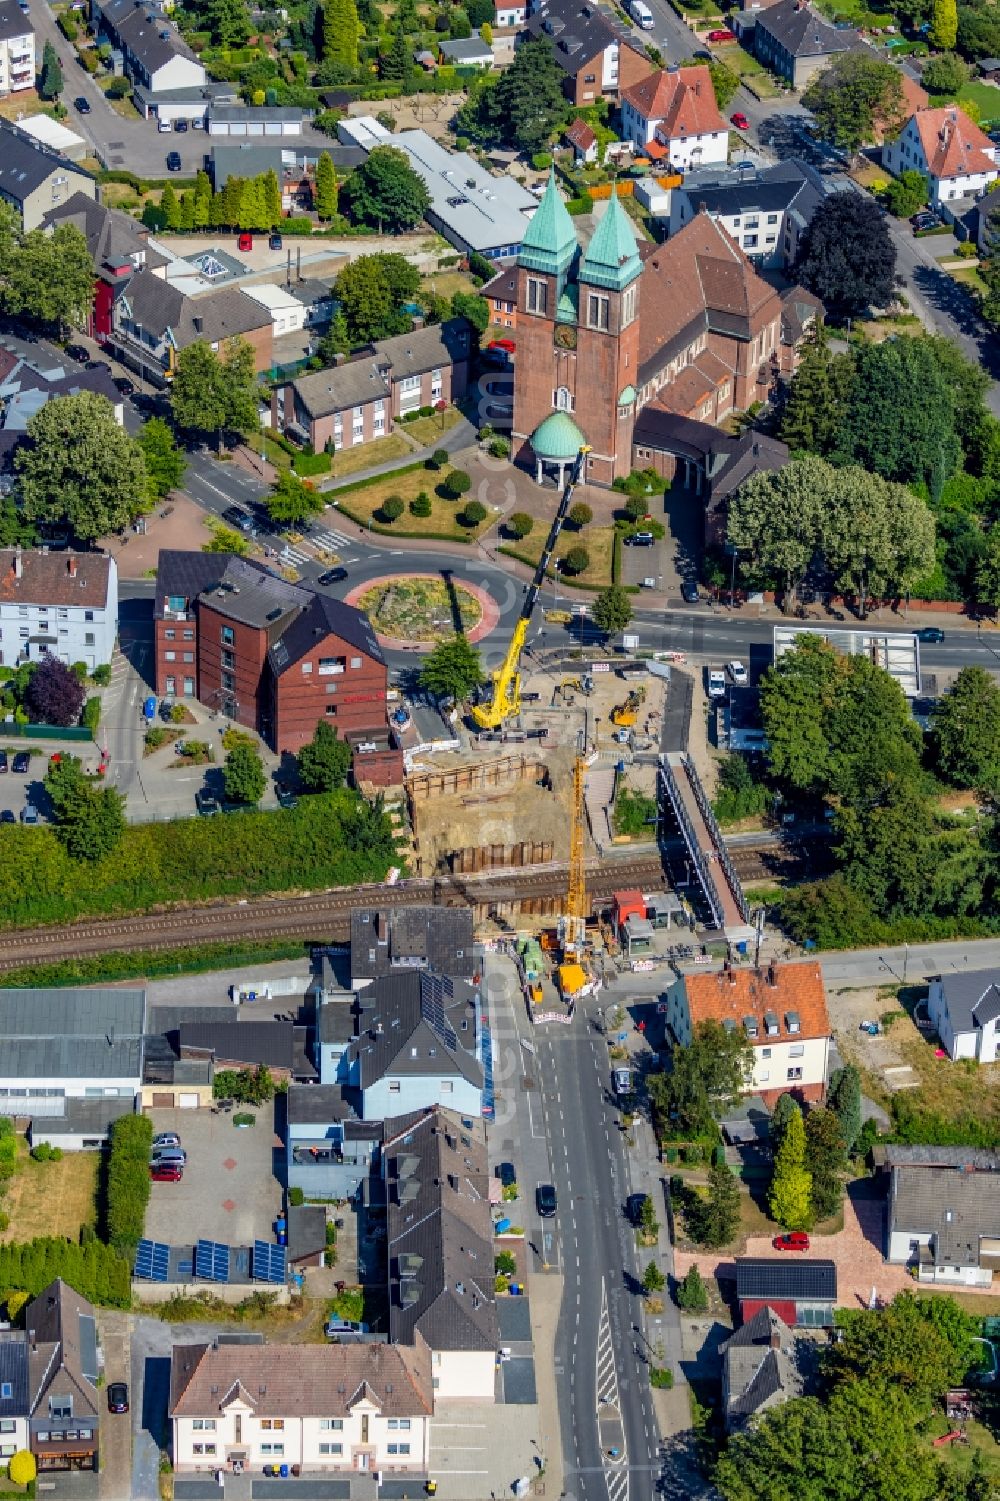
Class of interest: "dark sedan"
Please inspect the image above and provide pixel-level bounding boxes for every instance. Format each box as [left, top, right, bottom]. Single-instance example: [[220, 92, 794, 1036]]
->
[[107, 1382, 129, 1414], [317, 567, 348, 586], [536, 1183, 557, 1217], [914, 626, 945, 644], [166, 151, 182, 171]]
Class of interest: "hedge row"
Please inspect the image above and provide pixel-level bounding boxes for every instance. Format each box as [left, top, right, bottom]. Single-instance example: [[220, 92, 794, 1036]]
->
[[326, 460, 428, 498], [105, 1115, 153, 1258], [0, 1237, 131, 1309], [0, 939, 309, 990]]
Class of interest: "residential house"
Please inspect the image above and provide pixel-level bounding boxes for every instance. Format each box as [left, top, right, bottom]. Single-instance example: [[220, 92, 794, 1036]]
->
[[630, 411, 789, 541], [286, 1083, 383, 1201], [241, 282, 309, 338], [207, 105, 307, 137], [620, 65, 728, 171], [277, 321, 471, 455], [0, 352, 125, 488], [28, 1098, 137, 1153], [169, 1339, 433, 1475], [177, 1020, 316, 1083], [887, 1154, 1000, 1285], [0, 548, 118, 671], [565, 117, 598, 163], [92, 0, 206, 93], [883, 105, 999, 209], [481, 266, 519, 330], [385, 1107, 498, 1401], [495, 0, 526, 25], [0, 987, 145, 1120], [25, 1280, 101, 1473], [523, 0, 655, 106], [345, 971, 485, 1121], [927, 969, 1000, 1062], [153, 551, 394, 764], [734, 1258, 837, 1327], [0, 120, 96, 230], [42, 192, 170, 342], [0, 1, 34, 97], [659, 961, 831, 1107], [132, 79, 237, 125], [750, 2, 859, 89], [286, 277, 335, 330], [438, 33, 493, 65], [721, 1306, 802, 1431], [669, 158, 841, 271], [112, 268, 274, 381], [350, 908, 477, 989], [978, 180, 1000, 251], [0, 1334, 29, 1463]]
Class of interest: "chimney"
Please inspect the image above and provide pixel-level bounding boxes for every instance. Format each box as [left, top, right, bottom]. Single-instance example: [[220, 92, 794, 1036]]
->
[[769, 1331, 781, 1350], [68, 556, 77, 578], [13, 547, 21, 579]]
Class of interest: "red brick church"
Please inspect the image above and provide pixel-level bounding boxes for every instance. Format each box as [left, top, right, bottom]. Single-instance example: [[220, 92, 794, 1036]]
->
[[511, 172, 811, 492]]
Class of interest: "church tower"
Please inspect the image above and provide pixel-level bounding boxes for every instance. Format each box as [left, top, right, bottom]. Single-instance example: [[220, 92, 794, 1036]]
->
[[512, 175, 642, 488]]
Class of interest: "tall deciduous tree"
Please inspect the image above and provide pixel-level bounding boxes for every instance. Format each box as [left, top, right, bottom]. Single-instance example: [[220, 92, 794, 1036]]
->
[[17, 393, 147, 542], [767, 1103, 812, 1230], [314, 151, 338, 221], [975, 524, 1000, 611], [333, 252, 420, 343], [456, 37, 567, 152], [795, 192, 897, 320], [298, 719, 352, 791], [43, 753, 126, 861], [727, 453, 836, 606], [419, 634, 483, 701], [5, 223, 94, 334], [223, 742, 266, 805], [647, 1020, 752, 1140], [323, 0, 359, 67], [779, 327, 853, 455], [930, 666, 1000, 790], [839, 337, 961, 496], [932, 0, 958, 49], [137, 417, 186, 501], [803, 52, 904, 153], [171, 337, 259, 452], [592, 585, 632, 635], [26, 657, 85, 727], [203, 0, 252, 45], [267, 469, 325, 526], [342, 146, 430, 232], [824, 1292, 974, 1407]]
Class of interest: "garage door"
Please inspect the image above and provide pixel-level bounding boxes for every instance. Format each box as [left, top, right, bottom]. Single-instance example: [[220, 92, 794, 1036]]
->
[[152, 1093, 174, 1107], [179, 1093, 200, 1109]]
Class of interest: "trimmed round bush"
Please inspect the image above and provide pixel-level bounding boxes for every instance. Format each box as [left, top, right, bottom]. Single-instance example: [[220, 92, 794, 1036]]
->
[[427, 448, 449, 471], [568, 502, 592, 530], [9, 1450, 36, 1486], [562, 546, 590, 576], [378, 495, 404, 522], [507, 511, 534, 539], [461, 499, 488, 526], [443, 469, 471, 499]]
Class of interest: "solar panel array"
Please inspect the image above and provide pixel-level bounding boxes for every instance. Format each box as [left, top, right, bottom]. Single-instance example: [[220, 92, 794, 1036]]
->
[[734, 1257, 837, 1300], [252, 1240, 287, 1284], [134, 1239, 170, 1282], [420, 972, 457, 1051], [195, 1239, 231, 1283]]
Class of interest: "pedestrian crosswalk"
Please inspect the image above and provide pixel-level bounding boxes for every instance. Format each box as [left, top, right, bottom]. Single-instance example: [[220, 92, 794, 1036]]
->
[[274, 527, 356, 567], [312, 527, 354, 553]]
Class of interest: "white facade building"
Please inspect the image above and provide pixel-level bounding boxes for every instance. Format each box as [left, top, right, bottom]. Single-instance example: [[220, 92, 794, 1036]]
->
[[887, 1161, 1000, 1286], [0, 0, 34, 97], [619, 65, 728, 171], [0, 549, 118, 672], [242, 281, 308, 337], [883, 105, 1000, 208], [927, 969, 1000, 1063], [0, 988, 144, 1117]]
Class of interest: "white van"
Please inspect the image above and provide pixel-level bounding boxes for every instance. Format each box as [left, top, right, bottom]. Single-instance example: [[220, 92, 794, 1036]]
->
[[630, 0, 654, 27]]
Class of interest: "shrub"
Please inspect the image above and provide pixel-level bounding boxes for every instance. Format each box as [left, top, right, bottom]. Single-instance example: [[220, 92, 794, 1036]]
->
[[532, 152, 552, 170], [30, 1142, 63, 1162], [105, 1114, 153, 1256], [106, 75, 131, 97], [92, 663, 112, 686], [82, 696, 101, 734], [233, 1112, 256, 1127], [956, 240, 978, 258], [488, 436, 510, 458], [507, 511, 534, 538], [443, 469, 472, 499], [427, 448, 449, 471], [58, 10, 78, 37], [378, 495, 405, 522], [288, 1186, 304, 1207], [419, 404, 434, 418], [568, 502, 592, 529], [676, 1265, 708, 1313], [9, 1450, 36, 1486], [410, 493, 432, 517], [562, 546, 590, 576], [495, 1250, 517, 1276], [461, 499, 488, 526], [650, 1366, 674, 1389]]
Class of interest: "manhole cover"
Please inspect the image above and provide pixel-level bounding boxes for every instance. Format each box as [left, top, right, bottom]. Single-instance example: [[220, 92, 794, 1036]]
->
[[108, 140, 125, 148]]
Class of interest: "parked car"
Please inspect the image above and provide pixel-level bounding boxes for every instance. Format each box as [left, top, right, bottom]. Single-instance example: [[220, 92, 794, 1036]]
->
[[317, 566, 348, 586], [0, 810, 14, 824], [160, 699, 175, 721], [86, 359, 110, 373], [536, 1183, 558, 1217], [153, 1132, 181, 1149], [681, 579, 701, 604], [238, 232, 253, 252], [174, 118, 188, 132], [627, 531, 655, 546], [114, 376, 136, 396], [11, 751, 29, 774], [625, 1193, 649, 1227], [151, 1147, 187, 1167], [276, 788, 298, 810], [707, 668, 727, 699], [20, 804, 38, 824], [915, 626, 945, 643], [269, 233, 283, 250], [158, 117, 172, 133], [497, 1161, 516, 1189], [709, 28, 736, 40], [727, 660, 748, 686], [612, 1066, 632, 1096], [773, 1231, 810, 1251], [65, 343, 89, 364], [196, 789, 221, 816], [150, 1164, 183, 1182], [107, 1383, 129, 1414], [74, 95, 91, 113], [166, 151, 182, 171], [324, 1318, 368, 1341], [0, 751, 8, 775]]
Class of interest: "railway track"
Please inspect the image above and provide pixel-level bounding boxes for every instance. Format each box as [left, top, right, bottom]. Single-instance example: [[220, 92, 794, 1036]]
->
[[0, 855, 667, 972]]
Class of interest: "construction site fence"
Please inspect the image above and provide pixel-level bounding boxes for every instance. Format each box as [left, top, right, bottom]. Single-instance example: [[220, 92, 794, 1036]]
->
[[406, 753, 547, 804], [450, 841, 554, 873]]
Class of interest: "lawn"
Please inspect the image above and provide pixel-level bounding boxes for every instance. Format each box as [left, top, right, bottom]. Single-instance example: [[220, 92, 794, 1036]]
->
[[419, 269, 480, 301], [0, 91, 44, 121], [926, 1413, 1000, 1481], [326, 433, 412, 481], [501, 523, 615, 589], [713, 44, 783, 98], [263, 433, 292, 471], [330, 465, 494, 541], [401, 406, 463, 447], [813, 0, 893, 24], [949, 264, 988, 298], [956, 80, 1000, 125], [1, 1141, 99, 1244], [358, 575, 482, 642]]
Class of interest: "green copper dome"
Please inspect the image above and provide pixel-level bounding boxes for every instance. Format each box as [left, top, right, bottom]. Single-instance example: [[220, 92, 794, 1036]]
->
[[518, 167, 579, 278], [579, 185, 642, 291], [531, 410, 587, 461]]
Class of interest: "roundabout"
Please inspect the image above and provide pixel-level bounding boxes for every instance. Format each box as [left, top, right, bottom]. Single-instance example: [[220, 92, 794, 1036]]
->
[[346, 572, 500, 651]]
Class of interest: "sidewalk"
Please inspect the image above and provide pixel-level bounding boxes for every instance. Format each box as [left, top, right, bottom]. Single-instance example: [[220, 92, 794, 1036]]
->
[[320, 415, 477, 493]]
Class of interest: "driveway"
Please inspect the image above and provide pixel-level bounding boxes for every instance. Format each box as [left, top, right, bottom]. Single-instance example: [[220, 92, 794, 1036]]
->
[[97, 1311, 132, 1501], [143, 1102, 282, 1251]]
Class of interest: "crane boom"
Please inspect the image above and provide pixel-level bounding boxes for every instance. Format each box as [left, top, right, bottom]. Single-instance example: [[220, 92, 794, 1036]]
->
[[472, 446, 590, 730]]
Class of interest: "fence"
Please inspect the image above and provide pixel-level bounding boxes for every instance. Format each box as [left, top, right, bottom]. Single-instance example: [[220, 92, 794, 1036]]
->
[[0, 722, 93, 742], [406, 754, 547, 804], [450, 840, 554, 873]]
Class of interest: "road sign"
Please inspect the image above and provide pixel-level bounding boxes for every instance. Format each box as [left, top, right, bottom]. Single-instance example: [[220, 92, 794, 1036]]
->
[[623, 634, 639, 650]]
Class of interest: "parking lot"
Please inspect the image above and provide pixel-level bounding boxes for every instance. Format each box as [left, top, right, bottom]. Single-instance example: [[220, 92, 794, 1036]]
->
[[144, 1103, 283, 1250], [0, 740, 104, 825]]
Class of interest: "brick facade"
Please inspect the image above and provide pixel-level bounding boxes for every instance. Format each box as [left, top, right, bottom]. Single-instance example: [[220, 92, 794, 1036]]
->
[[271, 631, 389, 754]]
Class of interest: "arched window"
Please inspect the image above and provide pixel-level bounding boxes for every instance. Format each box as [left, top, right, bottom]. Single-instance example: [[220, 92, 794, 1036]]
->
[[554, 386, 574, 412]]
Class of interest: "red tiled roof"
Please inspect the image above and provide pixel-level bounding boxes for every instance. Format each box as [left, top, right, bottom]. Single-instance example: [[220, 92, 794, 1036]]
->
[[684, 962, 831, 1043], [912, 106, 997, 179], [0, 549, 113, 608], [622, 65, 726, 140], [566, 117, 597, 150]]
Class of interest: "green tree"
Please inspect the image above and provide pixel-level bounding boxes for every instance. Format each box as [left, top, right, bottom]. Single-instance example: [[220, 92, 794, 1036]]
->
[[642, 1259, 665, 1295], [591, 585, 632, 635], [263, 168, 282, 228], [803, 1107, 846, 1221], [727, 454, 837, 608], [922, 50, 969, 93], [223, 742, 266, 805], [379, 26, 413, 84], [562, 545, 589, 575], [193, 169, 213, 230], [647, 1020, 752, 1139], [17, 393, 147, 543], [828, 1063, 862, 1154], [315, 151, 338, 221], [795, 192, 896, 320], [884, 168, 928, 218], [318, 312, 351, 363], [451, 289, 490, 339], [137, 416, 186, 502], [825, 1292, 973, 1408], [976, 524, 1000, 610], [39, 40, 63, 100], [419, 634, 482, 701], [840, 337, 961, 496], [675, 1265, 708, 1313], [342, 145, 430, 231], [821, 469, 936, 612], [171, 337, 259, 452], [0, 497, 37, 548], [779, 327, 853, 455], [568, 502, 592, 529], [6, 223, 95, 334], [323, 0, 359, 66], [639, 1193, 659, 1239], [333, 252, 420, 343], [694, 1160, 741, 1248], [931, 666, 1000, 789], [267, 470, 325, 527], [932, 0, 959, 48], [768, 1104, 812, 1229], [161, 183, 182, 232], [507, 511, 534, 539], [457, 36, 566, 152], [203, 0, 252, 44], [768, 1091, 800, 1157], [802, 52, 904, 153], [834, 778, 938, 919], [44, 755, 126, 862], [297, 719, 352, 791]]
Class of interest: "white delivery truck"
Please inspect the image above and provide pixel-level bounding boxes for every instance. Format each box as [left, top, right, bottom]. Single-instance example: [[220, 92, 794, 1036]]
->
[[630, 0, 654, 27]]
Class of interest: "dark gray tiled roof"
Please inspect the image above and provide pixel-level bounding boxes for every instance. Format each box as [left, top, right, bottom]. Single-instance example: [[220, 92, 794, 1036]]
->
[[43, 191, 169, 275], [526, 0, 643, 74], [292, 320, 470, 420], [121, 268, 270, 345], [268, 590, 386, 674], [385, 1107, 497, 1353], [890, 1164, 1000, 1265], [351, 907, 475, 981], [0, 121, 94, 207], [317, 993, 357, 1046], [937, 968, 1000, 1034], [25, 1280, 100, 1422], [351, 972, 482, 1090], [0, 988, 145, 1080], [196, 558, 306, 632], [286, 1083, 354, 1126], [876, 1144, 1000, 1170], [287, 1205, 327, 1262], [0, 0, 30, 40], [754, 0, 856, 59], [101, 0, 200, 70], [180, 1021, 296, 1071], [710, 430, 790, 505]]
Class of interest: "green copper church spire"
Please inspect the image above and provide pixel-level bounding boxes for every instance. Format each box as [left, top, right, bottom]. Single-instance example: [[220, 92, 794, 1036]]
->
[[578, 182, 642, 291], [517, 167, 578, 277]]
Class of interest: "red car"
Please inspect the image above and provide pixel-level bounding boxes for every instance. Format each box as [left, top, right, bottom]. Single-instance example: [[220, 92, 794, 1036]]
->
[[489, 338, 516, 354], [709, 27, 735, 40], [150, 1164, 183, 1182], [237, 232, 253, 252], [773, 1231, 810, 1252], [730, 111, 750, 130]]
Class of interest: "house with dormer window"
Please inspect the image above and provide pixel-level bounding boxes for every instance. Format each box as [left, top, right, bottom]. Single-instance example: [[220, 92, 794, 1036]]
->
[[112, 268, 273, 381], [169, 1339, 433, 1475], [25, 1281, 101, 1474], [883, 105, 999, 208], [659, 961, 831, 1108]]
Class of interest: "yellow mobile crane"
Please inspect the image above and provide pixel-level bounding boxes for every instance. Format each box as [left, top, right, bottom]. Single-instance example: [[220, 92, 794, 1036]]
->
[[472, 446, 590, 730]]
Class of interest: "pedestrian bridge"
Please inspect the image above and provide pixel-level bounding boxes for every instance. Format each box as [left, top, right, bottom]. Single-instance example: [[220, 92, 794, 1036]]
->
[[659, 752, 755, 945]]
